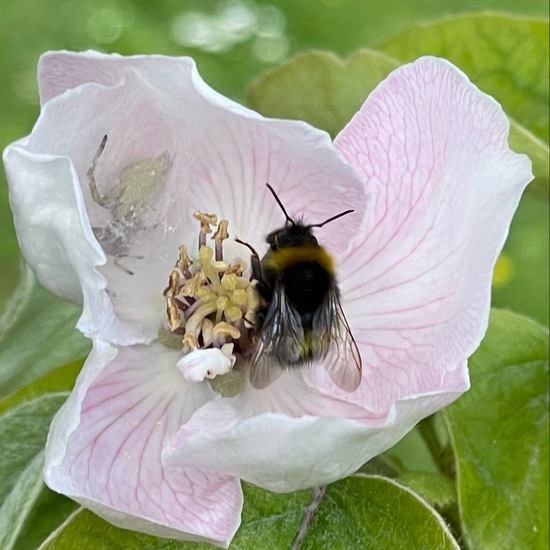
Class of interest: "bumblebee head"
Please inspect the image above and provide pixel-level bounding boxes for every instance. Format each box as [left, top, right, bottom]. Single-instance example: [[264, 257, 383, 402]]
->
[[264, 183, 354, 250], [267, 222, 318, 250]]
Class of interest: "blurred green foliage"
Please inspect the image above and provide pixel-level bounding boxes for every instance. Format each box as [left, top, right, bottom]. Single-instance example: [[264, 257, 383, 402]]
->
[[0, 0, 548, 325]]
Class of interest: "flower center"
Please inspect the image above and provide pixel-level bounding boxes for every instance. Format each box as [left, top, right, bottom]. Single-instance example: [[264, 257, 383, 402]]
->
[[161, 211, 259, 388]]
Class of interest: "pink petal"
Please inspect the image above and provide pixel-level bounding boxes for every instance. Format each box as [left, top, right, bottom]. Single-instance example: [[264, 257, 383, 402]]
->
[[307, 56, 532, 410], [45, 340, 242, 546], [38, 51, 197, 106], [164, 362, 467, 491]]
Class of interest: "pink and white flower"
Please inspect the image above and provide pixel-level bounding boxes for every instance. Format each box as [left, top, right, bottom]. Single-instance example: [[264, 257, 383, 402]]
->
[[3, 51, 532, 546]]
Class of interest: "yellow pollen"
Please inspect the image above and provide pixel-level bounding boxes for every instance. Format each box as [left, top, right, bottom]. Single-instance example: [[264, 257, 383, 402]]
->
[[231, 289, 247, 307], [216, 295, 230, 311], [199, 246, 228, 286], [182, 271, 206, 296], [195, 286, 214, 302], [225, 306, 243, 322], [221, 273, 238, 291]]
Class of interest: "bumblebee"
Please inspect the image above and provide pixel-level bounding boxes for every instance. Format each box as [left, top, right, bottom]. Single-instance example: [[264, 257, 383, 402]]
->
[[241, 184, 362, 392]]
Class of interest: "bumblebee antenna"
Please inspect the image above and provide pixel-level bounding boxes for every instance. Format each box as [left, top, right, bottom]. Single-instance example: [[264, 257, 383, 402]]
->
[[266, 183, 294, 225], [309, 208, 354, 228], [265, 182, 354, 228]]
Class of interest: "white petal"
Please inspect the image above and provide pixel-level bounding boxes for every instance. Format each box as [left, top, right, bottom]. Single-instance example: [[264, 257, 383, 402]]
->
[[165, 362, 468, 491], [2, 146, 149, 343], [177, 348, 235, 382]]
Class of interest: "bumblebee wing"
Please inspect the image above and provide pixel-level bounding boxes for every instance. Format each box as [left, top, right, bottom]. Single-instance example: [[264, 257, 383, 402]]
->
[[250, 283, 304, 389], [312, 288, 362, 392], [249, 340, 283, 389]]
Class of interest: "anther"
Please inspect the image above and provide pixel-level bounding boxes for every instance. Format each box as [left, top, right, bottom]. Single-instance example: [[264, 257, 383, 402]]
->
[[212, 219, 229, 261], [193, 211, 217, 248], [177, 245, 193, 278], [166, 296, 182, 331], [163, 269, 181, 297], [213, 322, 241, 340]]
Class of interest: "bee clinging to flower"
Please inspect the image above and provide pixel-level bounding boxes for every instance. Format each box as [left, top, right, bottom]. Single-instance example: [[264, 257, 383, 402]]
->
[[238, 184, 363, 392]]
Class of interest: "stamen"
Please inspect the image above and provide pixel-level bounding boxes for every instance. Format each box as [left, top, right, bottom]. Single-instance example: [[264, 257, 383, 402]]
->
[[185, 302, 217, 336], [193, 211, 217, 248], [201, 318, 214, 346], [212, 219, 229, 261], [213, 322, 241, 340], [166, 296, 182, 331], [162, 212, 259, 388], [163, 270, 181, 297], [177, 245, 193, 278]]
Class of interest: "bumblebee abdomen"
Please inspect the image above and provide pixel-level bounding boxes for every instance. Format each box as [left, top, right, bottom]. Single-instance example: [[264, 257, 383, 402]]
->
[[281, 261, 331, 315]]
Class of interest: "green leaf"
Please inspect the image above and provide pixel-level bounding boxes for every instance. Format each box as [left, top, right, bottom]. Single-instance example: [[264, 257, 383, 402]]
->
[[36, 476, 460, 549], [444, 309, 549, 549], [0, 363, 86, 550], [397, 471, 456, 510], [378, 12, 549, 198], [0, 394, 67, 503], [378, 13, 549, 141], [12, 486, 79, 550], [0, 391, 73, 550], [301, 475, 458, 549], [0, 451, 45, 550], [247, 49, 399, 136], [0, 264, 90, 399], [38, 483, 313, 549], [378, 416, 445, 475]]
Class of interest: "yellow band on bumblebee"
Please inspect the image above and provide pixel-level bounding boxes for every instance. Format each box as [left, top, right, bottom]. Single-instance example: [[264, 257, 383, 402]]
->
[[264, 245, 335, 274]]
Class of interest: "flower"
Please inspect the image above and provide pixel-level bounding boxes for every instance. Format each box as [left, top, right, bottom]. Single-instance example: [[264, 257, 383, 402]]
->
[[3, 51, 532, 546]]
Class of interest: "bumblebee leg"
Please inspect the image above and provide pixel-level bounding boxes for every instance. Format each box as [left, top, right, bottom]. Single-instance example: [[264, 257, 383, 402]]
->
[[235, 238, 262, 281]]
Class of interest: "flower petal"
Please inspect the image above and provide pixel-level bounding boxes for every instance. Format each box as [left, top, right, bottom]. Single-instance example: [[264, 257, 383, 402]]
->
[[165, 362, 467, 491], [308, 56, 533, 410], [2, 146, 147, 342], [177, 348, 235, 382], [8, 51, 367, 345], [45, 340, 242, 546], [37, 51, 368, 255]]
